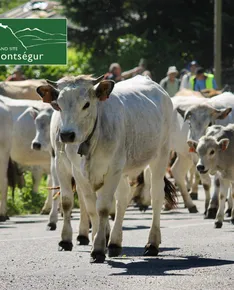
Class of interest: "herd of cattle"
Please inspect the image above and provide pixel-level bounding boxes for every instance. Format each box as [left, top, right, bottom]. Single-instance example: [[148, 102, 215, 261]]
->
[[0, 75, 234, 263]]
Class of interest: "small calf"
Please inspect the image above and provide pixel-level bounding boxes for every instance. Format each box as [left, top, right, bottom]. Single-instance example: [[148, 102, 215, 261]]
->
[[188, 124, 234, 228]]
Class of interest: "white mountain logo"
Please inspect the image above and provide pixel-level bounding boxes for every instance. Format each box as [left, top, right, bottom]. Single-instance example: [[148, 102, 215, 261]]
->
[[0, 23, 66, 50]]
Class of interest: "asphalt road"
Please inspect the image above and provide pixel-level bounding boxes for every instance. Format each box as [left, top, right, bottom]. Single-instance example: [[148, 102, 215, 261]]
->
[[1, 183, 234, 290]]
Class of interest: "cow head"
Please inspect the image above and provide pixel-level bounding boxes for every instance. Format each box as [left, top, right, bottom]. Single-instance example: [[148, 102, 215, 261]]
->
[[188, 134, 229, 175], [31, 107, 54, 151], [36, 75, 115, 144], [177, 104, 232, 142]]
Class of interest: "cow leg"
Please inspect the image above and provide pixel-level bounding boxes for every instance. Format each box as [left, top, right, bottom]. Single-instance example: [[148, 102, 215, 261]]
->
[[57, 156, 74, 251], [41, 174, 52, 215], [31, 166, 43, 193], [171, 153, 198, 213], [230, 183, 234, 224], [109, 198, 116, 221], [47, 156, 60, 230], [71, 164, 98, 243], [0, 155, 9, 221], [76, 183, 90, 246], [144, 147, 170, 256], [108, 175, 131, 257], [206, 174, 220, 219], [226, 187, 232, 217], [199, 172, 211, 215], [187, 166, 195, 192], [91, 171, 122, 263], [214, 179, 230, 229], [190, 168, 200, 200]]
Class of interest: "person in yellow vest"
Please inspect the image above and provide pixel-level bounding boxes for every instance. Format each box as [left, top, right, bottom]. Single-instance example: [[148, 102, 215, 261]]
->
[[190, 67, 217, 91]]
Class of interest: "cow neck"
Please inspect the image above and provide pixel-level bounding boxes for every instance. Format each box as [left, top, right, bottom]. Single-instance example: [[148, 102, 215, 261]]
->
[[77, 115, 98, 157]]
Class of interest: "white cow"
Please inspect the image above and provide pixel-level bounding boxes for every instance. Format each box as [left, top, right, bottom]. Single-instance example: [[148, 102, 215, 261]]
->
[[175, 92, 234, 217], [0, 96, 52, 214], [188, 124, 234, 228], [0, 101, 13, 221], [0, 79, 47, 100], [36, 74, 177, 263]]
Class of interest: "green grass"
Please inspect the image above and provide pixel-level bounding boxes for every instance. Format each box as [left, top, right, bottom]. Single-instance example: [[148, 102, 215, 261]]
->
[[7, 171, 48, 216], [7, 171, 79, 216]]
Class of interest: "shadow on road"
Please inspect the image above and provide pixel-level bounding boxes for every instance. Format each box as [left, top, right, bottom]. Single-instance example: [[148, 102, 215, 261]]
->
[[108, 255, 234, 276], [122, 225, 150, 231], [120, 246, 179, 257]]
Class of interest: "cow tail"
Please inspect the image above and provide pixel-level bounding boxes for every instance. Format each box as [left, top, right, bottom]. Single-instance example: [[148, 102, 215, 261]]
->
[[164, 176, 177, 208]]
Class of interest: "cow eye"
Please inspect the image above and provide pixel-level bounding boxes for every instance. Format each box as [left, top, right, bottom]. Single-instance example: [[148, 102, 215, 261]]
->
[[83, 102, 90, 110], [210, 150, 215, 155], [208, 122, 212, 127]]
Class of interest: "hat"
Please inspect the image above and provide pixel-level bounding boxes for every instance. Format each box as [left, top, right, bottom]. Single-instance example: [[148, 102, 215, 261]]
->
[[190, 60, 198, 66], [167, 66, 178, 75], [13, 65, 23, 73], [109, 63, 120, 73]]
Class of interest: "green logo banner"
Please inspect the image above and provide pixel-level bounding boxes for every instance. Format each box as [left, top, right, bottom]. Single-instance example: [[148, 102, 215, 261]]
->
[[0, 19, 67, 65]]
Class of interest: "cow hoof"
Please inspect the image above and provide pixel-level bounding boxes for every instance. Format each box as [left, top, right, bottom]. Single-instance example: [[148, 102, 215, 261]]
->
[[214, 221, 223, 229], [58, 241, 73, 251], [46, 222, 56, 231], [144, 244, 159, 256], [205, 208, 217, 219], [225, 208, 232, 217], [90, 251, 105, 263], [110, 214, 115, 221], [40, 209, 50, 215], [77, 235, 89, 245], [188, 205, 198, 213], [190, 192, 198, 200], [108, 244, 122, 257], [230, 219, 234, 225], [164, 203, 173, 211], [139, 205, 149, 212], [0, 215, 8, 222]]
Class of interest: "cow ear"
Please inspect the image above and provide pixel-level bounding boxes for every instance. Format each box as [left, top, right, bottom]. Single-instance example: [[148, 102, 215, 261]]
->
[[29, 107, 40, 120], [36, 85, 59, 103], [218, 138, 230, 151], [213, 107, 232, 120], [187, 139, 198, 153], [95, 80, 115, 101], [177, 107, 191, 121], [176, 107, 185, 118]]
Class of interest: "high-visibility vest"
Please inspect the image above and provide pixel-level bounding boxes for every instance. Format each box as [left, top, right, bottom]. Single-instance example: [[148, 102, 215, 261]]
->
[[190, 73, 214, 90]]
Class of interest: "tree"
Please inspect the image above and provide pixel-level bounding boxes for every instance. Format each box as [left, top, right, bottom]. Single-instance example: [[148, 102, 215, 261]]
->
[[61, 0, 234, 80]]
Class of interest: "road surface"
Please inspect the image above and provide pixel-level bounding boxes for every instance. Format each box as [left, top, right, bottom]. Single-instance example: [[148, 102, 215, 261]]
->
[[1, 183, 234, 290]]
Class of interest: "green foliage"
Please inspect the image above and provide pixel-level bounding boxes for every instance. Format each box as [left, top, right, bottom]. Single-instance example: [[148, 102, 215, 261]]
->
[[22, 47, 92, 80], [7, 171, 48, 216], [0, 0, 27, 14], [61, 0, 234, 80], [0, 47, 92, 81]]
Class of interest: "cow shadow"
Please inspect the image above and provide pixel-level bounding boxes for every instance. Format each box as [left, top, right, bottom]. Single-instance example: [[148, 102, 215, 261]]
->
[[107, 254, 234, 276], [122, 225, 150, 231], [120, 246, 179, 257]]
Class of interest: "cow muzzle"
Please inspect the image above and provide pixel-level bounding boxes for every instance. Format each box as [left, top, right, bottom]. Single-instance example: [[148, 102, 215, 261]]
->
[[196, 164, 208, 174], [60, 131, 75, 143], [32, 142, 41, 151]]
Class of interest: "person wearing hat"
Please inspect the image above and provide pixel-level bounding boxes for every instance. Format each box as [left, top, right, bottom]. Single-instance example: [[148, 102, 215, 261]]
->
[[190, 67, 217, 91], [180, 60, 198, 90], [180, 60, 198, 89], [6, 65, 26, 81], [160, 66, 180, 97]]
